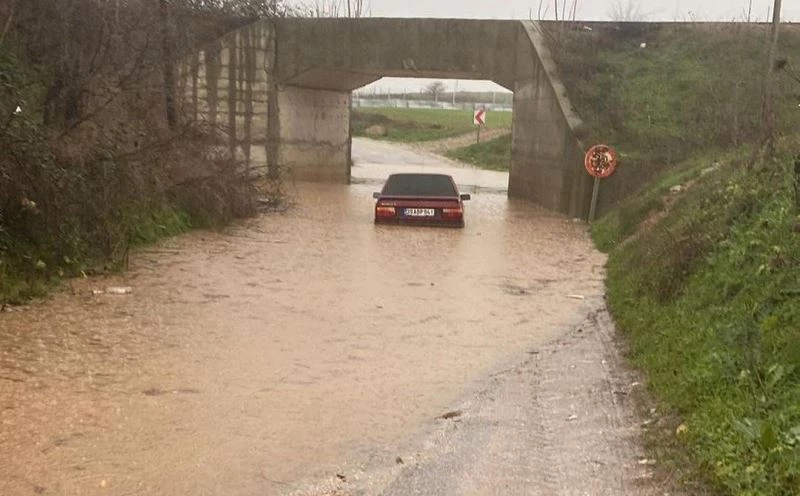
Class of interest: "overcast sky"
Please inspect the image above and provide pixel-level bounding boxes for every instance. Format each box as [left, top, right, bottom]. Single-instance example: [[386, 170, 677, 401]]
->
[[362, 0, 798, 23], [297, 0, 799, 94]]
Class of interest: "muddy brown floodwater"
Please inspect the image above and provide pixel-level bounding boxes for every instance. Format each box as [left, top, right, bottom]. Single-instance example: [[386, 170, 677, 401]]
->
[[0, 140, 606, 496]]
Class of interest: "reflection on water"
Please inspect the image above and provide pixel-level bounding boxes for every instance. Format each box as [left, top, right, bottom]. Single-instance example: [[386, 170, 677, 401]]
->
[[0, 164, 605, 495]]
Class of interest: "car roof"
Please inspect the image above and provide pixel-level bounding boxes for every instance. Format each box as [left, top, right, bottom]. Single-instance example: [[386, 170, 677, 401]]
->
[[386, 172, 453, 177], [380, 173, 459, 197]]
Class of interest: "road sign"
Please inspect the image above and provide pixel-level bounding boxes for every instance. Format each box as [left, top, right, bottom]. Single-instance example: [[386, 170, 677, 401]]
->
[[584, 144, 618, 179], [584, 144, 620, 223], [473, 108, 486, 126]]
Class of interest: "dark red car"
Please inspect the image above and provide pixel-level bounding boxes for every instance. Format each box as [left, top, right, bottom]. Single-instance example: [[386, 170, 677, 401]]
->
[[372, 173, 471, 228]]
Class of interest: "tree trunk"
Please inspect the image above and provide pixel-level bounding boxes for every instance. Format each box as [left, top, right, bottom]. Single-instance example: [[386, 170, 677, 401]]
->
[[158, 0, 177, 129]]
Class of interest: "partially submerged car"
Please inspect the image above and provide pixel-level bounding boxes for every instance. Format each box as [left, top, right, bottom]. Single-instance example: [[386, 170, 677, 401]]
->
[[372, 173, 471, 228]]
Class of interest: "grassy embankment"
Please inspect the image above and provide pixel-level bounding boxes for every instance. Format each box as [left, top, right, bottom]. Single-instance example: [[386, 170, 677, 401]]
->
[[444, 133, 513, 171], [554, 23, 800, 494], [351, 107, 514, 169]]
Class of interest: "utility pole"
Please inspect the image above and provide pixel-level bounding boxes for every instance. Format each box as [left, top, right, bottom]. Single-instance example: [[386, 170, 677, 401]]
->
[[762, 0, 782, 158]]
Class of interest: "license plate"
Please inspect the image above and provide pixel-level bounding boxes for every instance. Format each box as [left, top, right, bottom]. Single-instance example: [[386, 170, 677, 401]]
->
[[404, 208, 435, 217]]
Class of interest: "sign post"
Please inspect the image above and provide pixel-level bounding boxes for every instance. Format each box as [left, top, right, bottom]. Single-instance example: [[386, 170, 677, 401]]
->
[[584, 144, 619, 223], [588, 177, 602, 224], [473, 107, 486, 144]]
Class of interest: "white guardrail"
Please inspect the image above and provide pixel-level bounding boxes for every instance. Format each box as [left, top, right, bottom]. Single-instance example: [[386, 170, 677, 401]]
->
[[352, 98, 513, 112]]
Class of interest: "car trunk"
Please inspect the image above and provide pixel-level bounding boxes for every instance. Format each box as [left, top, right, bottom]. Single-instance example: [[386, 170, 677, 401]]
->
[[376, 196, 463, 223]]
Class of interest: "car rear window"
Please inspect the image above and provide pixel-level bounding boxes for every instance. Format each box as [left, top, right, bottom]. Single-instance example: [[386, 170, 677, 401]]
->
[[381, 174, 458, 197]]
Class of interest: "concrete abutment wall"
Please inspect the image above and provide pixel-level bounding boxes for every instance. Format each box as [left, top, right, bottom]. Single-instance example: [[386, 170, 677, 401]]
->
[[509, 22, 591, 218]]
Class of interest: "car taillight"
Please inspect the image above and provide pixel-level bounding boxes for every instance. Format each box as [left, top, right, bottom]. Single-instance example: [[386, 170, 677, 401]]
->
[[441, 207, 463, 219], [376, 205, 396, 218]]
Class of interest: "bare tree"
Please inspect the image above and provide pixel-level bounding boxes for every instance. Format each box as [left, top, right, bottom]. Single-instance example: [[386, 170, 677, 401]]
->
[[159, 0, 177, 128], [176, 0, 303, 18], [305, 0, 341, 17], [425, 81, 446, 102], [345, 0, 368, 17], [609, 0, 644, 21], [303, 0, 369, 17]]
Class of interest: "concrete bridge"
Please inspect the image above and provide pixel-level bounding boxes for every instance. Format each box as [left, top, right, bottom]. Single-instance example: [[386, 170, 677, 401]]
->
[[178, 18, 593, 218]]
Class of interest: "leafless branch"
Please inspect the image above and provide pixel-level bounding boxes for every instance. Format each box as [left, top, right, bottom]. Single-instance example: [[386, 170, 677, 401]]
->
[[608, 0, 644, 21], [0, 0, 17, 47]]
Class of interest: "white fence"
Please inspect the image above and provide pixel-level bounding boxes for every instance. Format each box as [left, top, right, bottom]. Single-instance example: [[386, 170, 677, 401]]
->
[[352, 98, 513, 113]]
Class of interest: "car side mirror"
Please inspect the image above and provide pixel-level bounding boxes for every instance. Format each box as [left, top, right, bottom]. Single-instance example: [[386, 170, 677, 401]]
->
[[372, 192, 380, 199], [460, 194, 471, 201]]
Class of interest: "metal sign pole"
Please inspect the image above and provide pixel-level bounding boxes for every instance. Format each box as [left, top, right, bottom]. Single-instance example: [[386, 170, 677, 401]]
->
[[588, 176, 601, 223]]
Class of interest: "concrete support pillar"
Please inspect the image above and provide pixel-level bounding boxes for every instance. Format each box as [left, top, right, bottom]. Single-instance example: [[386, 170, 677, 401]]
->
[[276, 86, 352, 183]]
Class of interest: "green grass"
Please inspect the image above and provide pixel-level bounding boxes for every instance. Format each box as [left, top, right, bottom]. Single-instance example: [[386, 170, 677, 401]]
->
[[351, 107, 512, 142], [595, 143, 800, 495], [572, 24, 800, 494], [552, 23, 800, 196], [591, 151, 728, 251], [0, 206, 193, 304], [444, 133, 512, 171]]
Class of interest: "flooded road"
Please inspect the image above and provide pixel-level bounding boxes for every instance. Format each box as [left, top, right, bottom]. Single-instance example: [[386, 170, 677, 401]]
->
[[0, 139, 605, 495]]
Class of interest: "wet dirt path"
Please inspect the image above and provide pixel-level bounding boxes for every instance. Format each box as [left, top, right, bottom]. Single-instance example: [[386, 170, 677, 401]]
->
[[1, 141, 606, 495]]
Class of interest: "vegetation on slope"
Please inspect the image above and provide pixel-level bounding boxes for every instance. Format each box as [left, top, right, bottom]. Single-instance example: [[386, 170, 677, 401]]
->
[[554, 21, 800, 495], [351, 107, 512, 142], [444, 133, 513, 171], [594, 142, 800, 494], [550, 22, 800, 200]]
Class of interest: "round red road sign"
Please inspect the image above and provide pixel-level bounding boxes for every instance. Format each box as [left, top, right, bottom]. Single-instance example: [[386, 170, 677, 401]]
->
[[584, 144, 619, 179]]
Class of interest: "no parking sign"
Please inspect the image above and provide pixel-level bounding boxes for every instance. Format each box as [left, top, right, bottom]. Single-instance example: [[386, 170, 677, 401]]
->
[[585, 144, 620, 222], [584, 144, 619, 179]]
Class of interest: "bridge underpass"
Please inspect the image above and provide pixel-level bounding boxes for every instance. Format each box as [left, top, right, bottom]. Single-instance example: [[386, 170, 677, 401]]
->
[[179, 18, 594, 219]]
